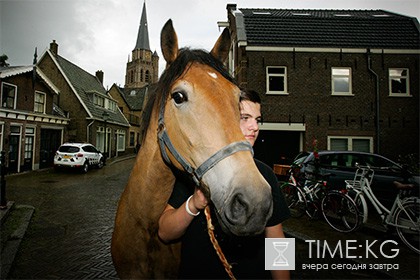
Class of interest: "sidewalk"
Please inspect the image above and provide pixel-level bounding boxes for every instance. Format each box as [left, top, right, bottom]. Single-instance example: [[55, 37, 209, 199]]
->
[[0, 153, 136, 279], [283, 214, 419, 280]]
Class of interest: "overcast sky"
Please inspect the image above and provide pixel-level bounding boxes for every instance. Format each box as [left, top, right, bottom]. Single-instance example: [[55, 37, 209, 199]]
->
[[1, 0, 419, 89]]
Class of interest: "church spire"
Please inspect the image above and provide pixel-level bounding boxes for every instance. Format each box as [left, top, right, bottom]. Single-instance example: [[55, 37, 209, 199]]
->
[[135, 1, 150, 51], [125, 0, 158, 88]]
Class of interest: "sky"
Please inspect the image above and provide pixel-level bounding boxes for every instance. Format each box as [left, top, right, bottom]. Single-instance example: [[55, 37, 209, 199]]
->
[[1, 0, 419, 89]]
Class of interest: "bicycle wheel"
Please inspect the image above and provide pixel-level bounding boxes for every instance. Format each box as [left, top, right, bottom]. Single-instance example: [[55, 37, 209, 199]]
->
[[280, 183, 307, 218], [346, 188, 368, 224], [394, 198, 420, 254], [321, 190, 361, 233]]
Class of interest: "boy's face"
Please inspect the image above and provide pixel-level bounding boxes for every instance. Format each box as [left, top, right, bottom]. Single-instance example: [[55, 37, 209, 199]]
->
[[239, 100, 261, 147]]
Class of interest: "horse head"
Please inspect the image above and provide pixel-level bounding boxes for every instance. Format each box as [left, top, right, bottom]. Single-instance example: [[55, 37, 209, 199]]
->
[[158, 20, 273, 236]]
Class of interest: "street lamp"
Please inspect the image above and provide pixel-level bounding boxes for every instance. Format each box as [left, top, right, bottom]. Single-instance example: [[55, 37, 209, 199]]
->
[[102, 111, 109, 156]]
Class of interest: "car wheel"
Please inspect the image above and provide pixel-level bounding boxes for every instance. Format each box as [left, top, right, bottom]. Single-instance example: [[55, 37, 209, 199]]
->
[[97, 158, 104, 169], [82, 161, 89, 173]]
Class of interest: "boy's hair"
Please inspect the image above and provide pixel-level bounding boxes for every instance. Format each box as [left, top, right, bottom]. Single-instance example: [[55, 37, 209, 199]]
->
[[240, 89, 261, 104]]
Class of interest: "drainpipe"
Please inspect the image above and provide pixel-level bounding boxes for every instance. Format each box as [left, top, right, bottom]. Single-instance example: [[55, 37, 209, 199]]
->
[[87, 120, 95, 143], [367, 50, 380, 154]]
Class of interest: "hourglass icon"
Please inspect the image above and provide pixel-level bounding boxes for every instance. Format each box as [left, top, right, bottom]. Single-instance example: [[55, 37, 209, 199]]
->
[[272, 241, 289, 266]]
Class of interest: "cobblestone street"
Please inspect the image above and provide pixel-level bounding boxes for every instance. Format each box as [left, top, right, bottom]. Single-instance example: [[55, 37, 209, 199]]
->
[[3, 157, 135, 279], [1, 155, 419, 279]]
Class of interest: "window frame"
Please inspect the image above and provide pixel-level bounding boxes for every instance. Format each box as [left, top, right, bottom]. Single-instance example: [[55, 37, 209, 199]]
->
[[388, 68, 410, 96], [327, 136, 373, 153], [266, 66, 288, 95], [331, 67, 353, 96], [34, 91, 46, 114], [1, 82, 17, 109], [93, 94, 105, 107], [116, 129, 126, 152]]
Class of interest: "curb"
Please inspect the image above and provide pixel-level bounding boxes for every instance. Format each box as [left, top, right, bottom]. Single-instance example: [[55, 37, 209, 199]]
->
[[0, 204, 35, 279]]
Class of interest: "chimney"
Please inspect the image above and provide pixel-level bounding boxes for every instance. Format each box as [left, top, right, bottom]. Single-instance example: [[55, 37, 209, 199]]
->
[[50, 40, 58, 55], [96, 70, 104, 85]]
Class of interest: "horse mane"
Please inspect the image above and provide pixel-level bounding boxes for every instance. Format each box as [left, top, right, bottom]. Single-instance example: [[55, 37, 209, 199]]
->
[[140, 47, 237, 142]]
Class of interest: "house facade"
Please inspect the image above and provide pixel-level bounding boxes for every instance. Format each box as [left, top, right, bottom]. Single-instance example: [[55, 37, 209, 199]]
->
[[108, 84, 150, 152], [224, 5, 420, 167], [37, 40, 130, 160], [0, 65, 69, 173]]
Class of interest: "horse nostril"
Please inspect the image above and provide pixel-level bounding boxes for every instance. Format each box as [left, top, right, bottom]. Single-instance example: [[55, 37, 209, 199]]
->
[[225, 193, 249, 225]]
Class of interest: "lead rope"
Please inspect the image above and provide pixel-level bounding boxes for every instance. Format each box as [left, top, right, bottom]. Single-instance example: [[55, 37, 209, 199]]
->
[[204, 206, 236, 280]]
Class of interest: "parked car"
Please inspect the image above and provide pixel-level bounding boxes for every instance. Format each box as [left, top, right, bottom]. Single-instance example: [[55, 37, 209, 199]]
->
[[294, 151, 419, 207], [54, 143, 105, 173]]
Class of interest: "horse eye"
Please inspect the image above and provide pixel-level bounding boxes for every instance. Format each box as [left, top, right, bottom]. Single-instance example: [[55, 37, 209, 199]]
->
[[172, 91, 187, 105]]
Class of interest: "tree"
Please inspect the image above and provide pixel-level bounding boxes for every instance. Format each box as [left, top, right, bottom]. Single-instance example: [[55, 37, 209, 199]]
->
[[0, 54, 10, 67]]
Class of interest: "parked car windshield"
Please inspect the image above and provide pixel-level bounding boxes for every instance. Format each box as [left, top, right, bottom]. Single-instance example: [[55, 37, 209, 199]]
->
[[58, 146, 80, 153]]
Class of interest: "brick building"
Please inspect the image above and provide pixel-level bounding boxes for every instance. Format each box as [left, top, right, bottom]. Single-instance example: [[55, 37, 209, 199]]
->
[[0, 64, 69, 173], [37, 40, 130, 160], [108, 84, 151, 152], [223, 5, 420, 167]]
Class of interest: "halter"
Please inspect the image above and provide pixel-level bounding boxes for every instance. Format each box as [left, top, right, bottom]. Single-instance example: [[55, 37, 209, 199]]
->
[[157, 95, 253, 187]]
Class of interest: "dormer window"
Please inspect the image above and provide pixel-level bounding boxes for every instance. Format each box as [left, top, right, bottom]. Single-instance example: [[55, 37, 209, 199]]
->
[[106, 99, 117, 111], [93, 94, 105, 107]]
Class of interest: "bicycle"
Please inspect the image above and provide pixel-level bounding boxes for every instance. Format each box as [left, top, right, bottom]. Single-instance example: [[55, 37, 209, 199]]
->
[[345, 164, 420, 253], [281, 164, 359, 230], [321, 188, 361, 233], [280, 165, 307, 218], [280, 160, 332, 219]]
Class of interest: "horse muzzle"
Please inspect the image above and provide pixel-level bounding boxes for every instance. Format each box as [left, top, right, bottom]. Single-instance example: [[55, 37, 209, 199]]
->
[[214, 182, 273, 236]]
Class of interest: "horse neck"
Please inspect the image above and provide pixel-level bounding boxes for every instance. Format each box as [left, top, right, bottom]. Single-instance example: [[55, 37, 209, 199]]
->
[[126, 110, 175, 215]]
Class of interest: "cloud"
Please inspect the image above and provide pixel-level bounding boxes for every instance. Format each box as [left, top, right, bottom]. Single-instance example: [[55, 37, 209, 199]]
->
[[1, 0, 419, 89]]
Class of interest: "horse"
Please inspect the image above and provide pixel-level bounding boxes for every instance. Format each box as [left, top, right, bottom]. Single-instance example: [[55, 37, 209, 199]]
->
[[111, 19, 273, 279]]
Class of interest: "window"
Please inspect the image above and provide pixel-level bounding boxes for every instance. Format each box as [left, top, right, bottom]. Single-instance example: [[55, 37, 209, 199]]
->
[[93, 94, 105, 107], [24, 127, 35, 160], [34, 91, 46, 113], [105, 99, 117, 111], [116, 130, 126, 151], [389, 68, 410, 96], [331, 67, 352, 95], [266, 66, 287, 94], [0, 123, 3, 152], [328, 136, 373, 152], [96, 126, 106, 153], [145, 70, 150, 83], [1, 83, 17, 109], [130, 132, 135, 146]]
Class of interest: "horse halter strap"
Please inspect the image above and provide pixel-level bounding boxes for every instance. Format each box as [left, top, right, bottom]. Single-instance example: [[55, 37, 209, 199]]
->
[[157, 101, 253, 186]]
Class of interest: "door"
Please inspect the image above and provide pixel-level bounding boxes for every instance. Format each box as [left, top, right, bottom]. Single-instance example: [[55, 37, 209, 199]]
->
[[22, 127, 36, 172], [253, 130, 301, 168], [40, 129, 62, 169], [8, 135, 20, 173]]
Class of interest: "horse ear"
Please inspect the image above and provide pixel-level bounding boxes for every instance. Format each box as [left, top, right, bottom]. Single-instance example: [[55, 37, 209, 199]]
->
[[210, 28, 231, 63], [161, 19, 179, 66]]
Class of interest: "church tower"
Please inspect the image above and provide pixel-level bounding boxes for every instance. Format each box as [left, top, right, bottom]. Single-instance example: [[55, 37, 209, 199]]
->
[[125, 1, 159, 88]]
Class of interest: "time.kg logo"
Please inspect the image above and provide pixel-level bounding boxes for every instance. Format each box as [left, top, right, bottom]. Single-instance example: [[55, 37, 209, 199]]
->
[[265, 238, 296, 270]]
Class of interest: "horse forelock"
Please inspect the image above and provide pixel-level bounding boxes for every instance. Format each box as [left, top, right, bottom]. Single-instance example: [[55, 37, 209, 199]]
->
[[140, 48, 237, 142]]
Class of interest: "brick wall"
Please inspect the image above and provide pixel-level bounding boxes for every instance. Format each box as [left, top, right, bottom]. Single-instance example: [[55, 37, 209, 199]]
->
[[238, 49, 419, 160]]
